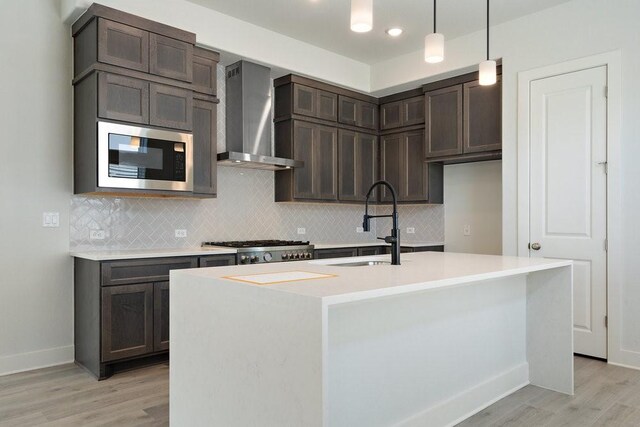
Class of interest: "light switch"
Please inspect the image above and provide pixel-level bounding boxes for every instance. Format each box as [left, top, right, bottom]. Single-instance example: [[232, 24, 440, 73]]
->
[[90, 230, 106, 240], [356, 226, 364, 233], [463, 225, 472, 236], [42, 212, 60, 228], [175, 229, 187, 238]]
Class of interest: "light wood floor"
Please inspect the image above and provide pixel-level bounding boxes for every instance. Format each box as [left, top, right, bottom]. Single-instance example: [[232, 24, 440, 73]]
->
[[1, 356, 639, 426]]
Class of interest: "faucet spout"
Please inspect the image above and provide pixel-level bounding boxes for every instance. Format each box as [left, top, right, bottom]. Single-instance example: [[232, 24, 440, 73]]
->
[[362, 180, 401, 265]]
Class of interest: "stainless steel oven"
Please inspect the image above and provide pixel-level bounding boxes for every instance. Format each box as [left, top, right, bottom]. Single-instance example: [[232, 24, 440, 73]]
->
[[98, 121, 193, 192]]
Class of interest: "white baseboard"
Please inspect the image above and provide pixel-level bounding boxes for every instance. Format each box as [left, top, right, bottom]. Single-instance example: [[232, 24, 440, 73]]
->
[[608, 348, 640, 371], [0, 345, 74, 377], [397, 363, 530, 427]]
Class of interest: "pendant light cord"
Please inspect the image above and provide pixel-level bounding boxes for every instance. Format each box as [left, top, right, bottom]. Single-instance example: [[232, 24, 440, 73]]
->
[[433, 0, 437, 33], [486, 0, 490, 60]]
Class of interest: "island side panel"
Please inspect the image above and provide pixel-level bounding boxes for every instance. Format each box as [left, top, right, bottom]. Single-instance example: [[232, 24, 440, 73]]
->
[[326, 276, 529, 427], [526, 265, 574, 394], [170, 271, 325, 427]]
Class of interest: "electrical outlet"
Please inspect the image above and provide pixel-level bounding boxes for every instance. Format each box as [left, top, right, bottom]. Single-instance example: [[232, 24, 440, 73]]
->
[[175, 229, 187, 238], [42, 212, 60, 227], [356, 226, 364, 233], [463, 225, 472, 236], [406, 227, 415, 234], [297, 228, 306, 235], [90, 230, 106, 240]]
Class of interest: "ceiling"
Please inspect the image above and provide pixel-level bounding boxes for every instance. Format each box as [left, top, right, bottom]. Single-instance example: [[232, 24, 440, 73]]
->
[[186, 0, 572, 64]]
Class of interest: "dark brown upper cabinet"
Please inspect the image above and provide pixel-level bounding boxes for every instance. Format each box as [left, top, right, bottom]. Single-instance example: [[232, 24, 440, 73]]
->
[[338, 130, 377, 202], [380, 96, 425, 130], [97, 18, 149, 73], [425, 75, 502, 162], [150, 33, 193, 82], [275, 120, 337, 201], [380, 130, 442, 203], [463, 77, 502, 154], [293, 84, 317, 117], [192, 47, 219, 95], [338, 95, 378, 130], [276, 83, 338, 122], [317, 90, 338, 121], [98, 72, 150, 124], [192, 99, 217, 196], [425, 85, 463, 158], [149, 83, 193, 130]]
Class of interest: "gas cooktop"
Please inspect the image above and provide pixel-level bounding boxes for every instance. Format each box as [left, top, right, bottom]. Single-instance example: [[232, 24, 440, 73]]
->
[[202, 240, 310, 248], [201, 240, 314, 264]]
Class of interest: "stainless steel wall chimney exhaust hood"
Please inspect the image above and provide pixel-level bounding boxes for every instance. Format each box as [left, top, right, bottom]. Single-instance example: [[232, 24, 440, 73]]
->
[[218, 61, 302, 170]]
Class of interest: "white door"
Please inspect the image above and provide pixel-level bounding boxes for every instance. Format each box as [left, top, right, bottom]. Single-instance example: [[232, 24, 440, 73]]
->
[[529, 66, 608, 358]]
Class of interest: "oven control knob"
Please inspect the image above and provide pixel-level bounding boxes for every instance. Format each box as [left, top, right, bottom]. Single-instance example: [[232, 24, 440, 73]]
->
[[281, 253, 288, 259], [264, 252, 273, 262], [240, 255, 248, 264], [250, 255, 258, 263], [305, 253, 312, 259]]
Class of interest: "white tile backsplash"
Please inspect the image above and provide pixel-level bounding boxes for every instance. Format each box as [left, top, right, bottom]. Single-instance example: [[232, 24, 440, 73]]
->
[[69, 64, 444, 251]]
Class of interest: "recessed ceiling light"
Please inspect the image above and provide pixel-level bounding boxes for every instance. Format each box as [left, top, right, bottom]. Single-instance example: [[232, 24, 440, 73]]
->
[[386, 28, 403, 37]]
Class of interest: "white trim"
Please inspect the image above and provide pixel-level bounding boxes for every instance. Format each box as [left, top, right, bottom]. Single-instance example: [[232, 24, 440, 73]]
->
[[0, 345, 74, 377], [516, 51, 627, 367]]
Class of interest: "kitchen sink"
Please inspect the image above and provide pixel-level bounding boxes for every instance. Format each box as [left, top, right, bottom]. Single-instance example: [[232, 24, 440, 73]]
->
[[326, 260, 392, 267]]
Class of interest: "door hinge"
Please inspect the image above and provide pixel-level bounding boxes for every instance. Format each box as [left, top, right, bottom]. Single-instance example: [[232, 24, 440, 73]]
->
[[605, 315, 608, 328], [604, 238, 608, 251], [598, 161, 608, 174]]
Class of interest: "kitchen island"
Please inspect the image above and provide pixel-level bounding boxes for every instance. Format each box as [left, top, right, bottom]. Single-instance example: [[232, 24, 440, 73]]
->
[[170, 252, 573, 427]]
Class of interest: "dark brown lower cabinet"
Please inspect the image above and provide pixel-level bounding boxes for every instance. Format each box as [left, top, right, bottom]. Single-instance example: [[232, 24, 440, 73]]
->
[[357, 246, 384, 256], [101, 283, 154, 362], [314, 247, 358, 259], [75, 254, 236, 379], [153, 281, 170, 352]]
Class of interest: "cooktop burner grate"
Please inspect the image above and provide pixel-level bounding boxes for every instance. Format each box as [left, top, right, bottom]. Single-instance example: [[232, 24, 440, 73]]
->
[[202, 240, 311, 248]]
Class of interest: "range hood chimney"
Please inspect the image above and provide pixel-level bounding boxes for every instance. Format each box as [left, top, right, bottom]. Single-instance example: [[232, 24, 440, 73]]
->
[[217, 61, 302, 170]]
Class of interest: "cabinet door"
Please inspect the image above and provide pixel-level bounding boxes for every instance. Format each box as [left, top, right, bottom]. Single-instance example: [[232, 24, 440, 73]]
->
[[314, 248, 358, 259], [102, 283, 154, 362], [338, 95, 358, 126], [293, 121, 315, 199], [401, 130, 428, 202], [98, 73, 149, 124], [359, 101, 378, 130], [293, 84, 317, 117], [425, 85, 463, 158], [357, 133, 378, 200], [314, 125, 338, 200], [317, 90, 338, 121], [150, 33, 193, 82], [463, 77, 502, 153], [150, 83, 193, 130], [379, 133, 403, 203], [403, 96, 425, 127], [192, 99, 217, 195], [192, 50, 218, 95], [338, 129, 357, 201], [97, 18, 149, 72], [153, 281, 170, 352], [381, 101, 403, 130]]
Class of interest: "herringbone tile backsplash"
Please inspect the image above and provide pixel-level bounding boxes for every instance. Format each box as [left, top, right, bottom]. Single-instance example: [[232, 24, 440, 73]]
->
[[69, 65, 444, 251]]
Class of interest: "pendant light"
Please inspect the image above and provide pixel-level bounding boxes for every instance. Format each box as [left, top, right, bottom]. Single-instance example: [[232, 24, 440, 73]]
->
[[351, 0, 373, 33], [479, 0, 497, 85], [424, 0, 444, 63]]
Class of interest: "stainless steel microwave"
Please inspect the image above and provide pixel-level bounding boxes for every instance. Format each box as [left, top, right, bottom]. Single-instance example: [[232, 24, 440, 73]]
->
[[98, 121, 193, 192]]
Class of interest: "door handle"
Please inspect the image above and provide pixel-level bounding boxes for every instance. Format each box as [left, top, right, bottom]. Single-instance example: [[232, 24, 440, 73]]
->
[[529, 242, 541, 251]]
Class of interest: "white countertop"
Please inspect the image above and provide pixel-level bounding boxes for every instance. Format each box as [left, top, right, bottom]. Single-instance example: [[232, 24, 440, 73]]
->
[[70, 241, 444, 261], [173, 252, 572, 305], [313, 241, 444, 249], [70, 247, 237, 261]]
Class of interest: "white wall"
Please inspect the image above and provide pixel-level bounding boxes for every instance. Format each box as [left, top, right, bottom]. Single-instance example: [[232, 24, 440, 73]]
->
[[444, 161, 502, 255], [0, 0, 74, 374], [370, 0, 640, 368]]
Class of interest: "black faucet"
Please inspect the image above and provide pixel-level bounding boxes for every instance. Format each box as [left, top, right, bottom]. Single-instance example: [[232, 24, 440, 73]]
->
[[362, 180, 401, 265]]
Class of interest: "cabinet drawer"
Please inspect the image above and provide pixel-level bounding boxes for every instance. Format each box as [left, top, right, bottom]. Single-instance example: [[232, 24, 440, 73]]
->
[[150, 83, 193, 130], [314, 248, 358, 259], [101, 257, 197, 286], [198, 254, 237, 268], [98, 72, 149, 124], [357, 246, 384, 256], [150, 33, 193, 82], [98, 18, 149, 72]]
